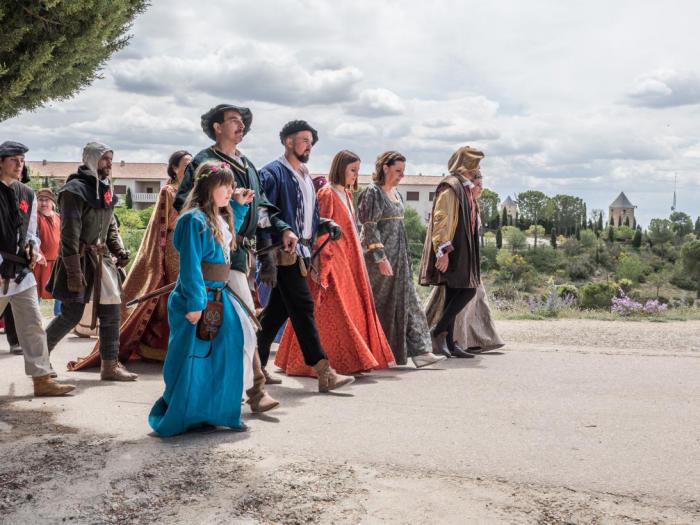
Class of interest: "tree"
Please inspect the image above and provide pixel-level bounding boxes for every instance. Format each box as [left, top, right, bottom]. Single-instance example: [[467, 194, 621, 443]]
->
[[597, 212, 604, 232], [517, 190, 547, 231], [502, 226, 526, 253], [607, 226, 614, 243], [125, 187, 133, 209], [695, 216, 700, 235], [527, 224, 545, 248], [632, 228, 642, 248], [551, 194, 586, 237], [647, 268, 671, 299], [478, 188, 499, 229], [0, 1, 149, 121], [647, 218, 674, 247], [501, 206, 508, 228], [403, 206, 426, 268], [550, 228, 557, 249], [624, 216, 630, 227], [669, 211, 693, 238], [680, 240, 700, 298], [495, 228, 503, 249]]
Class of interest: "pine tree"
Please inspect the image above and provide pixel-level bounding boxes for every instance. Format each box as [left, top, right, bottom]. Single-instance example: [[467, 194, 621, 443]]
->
[[496, 228, 503, 249], [501, 206, 508, 228], [0, 1, 149, 121], [597, 212, 604, 231], [695, 216, 700, 235], [125, 187, 133, 209]]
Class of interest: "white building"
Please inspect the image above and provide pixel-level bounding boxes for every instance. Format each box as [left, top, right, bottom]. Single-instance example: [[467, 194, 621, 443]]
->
[[28, 160, 168, 210], [29, 160, 447, 221]]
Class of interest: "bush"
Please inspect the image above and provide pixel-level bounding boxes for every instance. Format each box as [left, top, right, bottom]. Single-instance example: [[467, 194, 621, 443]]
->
[[495, 249, 529, 281], [616, 253, 648, 283], [579, 229, 597, 249], [523, 246, 563, 273], [138, 205, 155, 227], [529, 285, 576, 318], [611, 293, 668, 316], [556, 283, 579, 300], [615, 226, 635, 242], [579, 281, 620, 310], [567, 255, 595, 280], [561, 238, 582, 256], [480, 245, 498, 272], [617, 278, 634, 293]]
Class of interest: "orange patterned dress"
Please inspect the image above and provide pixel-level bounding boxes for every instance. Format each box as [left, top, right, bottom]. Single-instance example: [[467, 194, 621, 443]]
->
[[275, 185, 395, 376]]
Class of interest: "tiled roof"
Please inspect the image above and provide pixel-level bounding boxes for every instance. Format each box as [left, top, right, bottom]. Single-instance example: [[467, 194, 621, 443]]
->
[[609, 192, 635, 209], [27, 161, 444, 185], [27, 161, 168, 180]]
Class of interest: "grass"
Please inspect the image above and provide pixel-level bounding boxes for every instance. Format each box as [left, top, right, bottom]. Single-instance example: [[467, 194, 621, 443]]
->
[[493, 304, 700, 322]]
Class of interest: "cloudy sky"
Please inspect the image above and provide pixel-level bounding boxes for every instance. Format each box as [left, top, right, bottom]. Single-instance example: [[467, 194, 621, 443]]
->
[[3, 0, 700, 226]]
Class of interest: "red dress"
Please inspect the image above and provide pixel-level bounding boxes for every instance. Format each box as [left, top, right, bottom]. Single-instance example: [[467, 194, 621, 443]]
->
[[275, 186, 395, 376], [33, 213, 60, 299]]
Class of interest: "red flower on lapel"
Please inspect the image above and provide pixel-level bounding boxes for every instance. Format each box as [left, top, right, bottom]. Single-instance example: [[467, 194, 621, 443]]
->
[[19, 199, 29, 213], [104, 190, 112, 205]]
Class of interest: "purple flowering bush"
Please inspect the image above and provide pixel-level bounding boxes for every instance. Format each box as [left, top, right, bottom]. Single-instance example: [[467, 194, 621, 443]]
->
[[611, 293, 668, 316], [529, 286, 576, 317]]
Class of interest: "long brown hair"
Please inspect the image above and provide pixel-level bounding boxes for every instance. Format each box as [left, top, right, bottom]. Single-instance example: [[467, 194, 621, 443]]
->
[[328, 150, 361, 190], [372, 151, 405, 186], [182, 161, 236, 253]]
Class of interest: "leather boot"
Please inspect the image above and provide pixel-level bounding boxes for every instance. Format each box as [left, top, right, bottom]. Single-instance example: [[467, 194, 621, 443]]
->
[[33, 375, 75, 396], [450, 343, 475, 359], [100, 359, 138, 381], [262, 367, 282, 385], [431, 330, 452, 358], [246, 353, 280, 413], [312, 359, 354, 393]]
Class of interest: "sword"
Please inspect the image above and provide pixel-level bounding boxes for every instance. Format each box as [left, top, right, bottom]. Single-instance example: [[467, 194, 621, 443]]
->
[[125, 282, 175, 307]]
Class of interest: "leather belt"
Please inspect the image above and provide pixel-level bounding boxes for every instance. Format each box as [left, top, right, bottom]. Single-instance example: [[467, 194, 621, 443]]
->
[[201, 262, 230, 281], [235, 235, 253, 248]]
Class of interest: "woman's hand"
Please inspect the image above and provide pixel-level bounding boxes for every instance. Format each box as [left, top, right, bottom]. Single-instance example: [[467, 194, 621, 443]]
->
[[233, 188, 255, 205], [185, 311, 202, 325], [377, 258, 393, 276]]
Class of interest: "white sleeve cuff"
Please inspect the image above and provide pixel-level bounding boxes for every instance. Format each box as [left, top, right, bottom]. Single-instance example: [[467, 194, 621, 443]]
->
[[257, 207, 271, 228], [436, 241, 452, 258]]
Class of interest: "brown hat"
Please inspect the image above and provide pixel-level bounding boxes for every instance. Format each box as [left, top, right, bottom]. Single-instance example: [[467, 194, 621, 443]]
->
[[36, 188, 57, 203], [448, 146, 485, 173]]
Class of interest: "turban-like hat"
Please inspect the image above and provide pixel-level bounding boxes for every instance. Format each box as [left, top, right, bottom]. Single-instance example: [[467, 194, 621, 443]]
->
[[201, 104, 253, 140], [448, 146, 485, 174]]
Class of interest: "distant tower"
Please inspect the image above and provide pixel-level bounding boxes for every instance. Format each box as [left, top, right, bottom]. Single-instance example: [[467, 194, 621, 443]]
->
[[671, 174, 677, 212], [609, 192, 636, 227], [500, 195, 518, 224]]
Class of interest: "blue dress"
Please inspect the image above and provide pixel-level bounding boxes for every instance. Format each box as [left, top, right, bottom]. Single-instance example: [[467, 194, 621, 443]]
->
[[149, 204, 250, 437]]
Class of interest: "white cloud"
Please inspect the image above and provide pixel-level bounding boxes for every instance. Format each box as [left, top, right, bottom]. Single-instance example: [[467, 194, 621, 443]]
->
[[626, 69, 700, 108], [346, 88, 406, 117]]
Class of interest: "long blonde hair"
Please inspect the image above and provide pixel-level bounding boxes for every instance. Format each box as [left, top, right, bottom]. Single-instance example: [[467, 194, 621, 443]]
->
[[182, 161, 237, 254]]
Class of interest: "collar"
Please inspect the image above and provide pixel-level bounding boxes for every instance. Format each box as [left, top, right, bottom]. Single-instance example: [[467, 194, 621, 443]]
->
[[278, 155, 309, 179]]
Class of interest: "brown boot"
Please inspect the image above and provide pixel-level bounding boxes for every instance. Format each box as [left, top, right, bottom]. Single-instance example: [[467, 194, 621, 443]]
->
[[100, 359, 138, 381], [262, 367, 282, 385], [32, 375, 75, 397], [246, 353, 280, 413], [312, 359, 355, 393]]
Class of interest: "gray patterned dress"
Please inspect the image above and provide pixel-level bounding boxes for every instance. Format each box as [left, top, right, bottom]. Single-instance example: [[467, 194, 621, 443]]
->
[[357, 184, 430, 364]]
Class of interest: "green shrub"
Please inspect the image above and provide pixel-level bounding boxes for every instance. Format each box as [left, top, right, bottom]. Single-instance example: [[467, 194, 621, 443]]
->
[[523, 245, 562, 273], [579, 229, 597, 249], [616, 253, 648, 283], [579, 281, 620, 309], [556, 283, 579, 300], [480, 245, 499, 272], [567, 255, 594, 280], [138, 205, 155, 228], [562, 238, 582, 256], [617, 278, 634, 293]]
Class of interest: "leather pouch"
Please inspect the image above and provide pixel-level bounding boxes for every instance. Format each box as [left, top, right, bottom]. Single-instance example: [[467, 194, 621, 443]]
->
[[196, 288, 223, 341], [276, 249, 298, 267]]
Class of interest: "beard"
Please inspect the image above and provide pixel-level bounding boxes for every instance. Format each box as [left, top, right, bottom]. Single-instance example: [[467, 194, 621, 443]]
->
[[97, 167, 111, 179], [295, 150, 310, 164]]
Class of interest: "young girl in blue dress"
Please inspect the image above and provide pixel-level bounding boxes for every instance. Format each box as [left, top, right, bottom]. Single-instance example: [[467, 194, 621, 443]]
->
[[149, 161, 256, 436]]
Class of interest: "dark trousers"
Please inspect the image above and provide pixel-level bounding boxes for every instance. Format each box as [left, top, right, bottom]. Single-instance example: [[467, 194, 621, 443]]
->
[[257, 263, 326, 368], [3, 306, 19, 347], [46, 302, 120, 361], [433, 286, 476, 349]]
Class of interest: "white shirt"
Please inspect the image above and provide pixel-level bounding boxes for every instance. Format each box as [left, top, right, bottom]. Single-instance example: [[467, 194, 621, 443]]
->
[[279, 155, 315, 257], [0, 183, 40, 298]]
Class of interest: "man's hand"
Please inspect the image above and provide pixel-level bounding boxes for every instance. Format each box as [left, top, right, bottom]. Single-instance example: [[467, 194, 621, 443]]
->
[[185, 311, 202, 325], [233, 188, 255, 205], [28, 246, 46, 267], [435, 253, 449, 273], [282, 229, 298, 253], [377, 258, 393, 277], [115, 250, 130, 268]]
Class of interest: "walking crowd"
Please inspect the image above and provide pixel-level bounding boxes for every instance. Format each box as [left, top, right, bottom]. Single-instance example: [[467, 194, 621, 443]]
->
[[1, 102, 503, 436]]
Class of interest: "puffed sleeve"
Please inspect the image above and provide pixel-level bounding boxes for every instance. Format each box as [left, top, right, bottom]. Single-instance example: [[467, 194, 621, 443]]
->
[[431, 186, 459, 255], [357, 185, 387, 264], [173, 212, 208, 312]]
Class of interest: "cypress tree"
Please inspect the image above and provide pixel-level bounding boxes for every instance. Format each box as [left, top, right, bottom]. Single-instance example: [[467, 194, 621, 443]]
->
[[125, 187, 133, 209], [597, 212, 604, 231], [0, 1, 149, 121], [632, 229, 642, 248], [496, 228, 503, 249], [501, 206, 508, 228], [608, 226, 614, 242], [550, 228, 557, 249], [695, 216, 700, 234], [624, 216, 630, 227]]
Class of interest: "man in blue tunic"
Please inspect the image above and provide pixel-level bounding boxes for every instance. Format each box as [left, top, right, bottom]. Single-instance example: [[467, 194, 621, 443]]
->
[[175, 104, 294, 412], [257, 121, 355, 393]]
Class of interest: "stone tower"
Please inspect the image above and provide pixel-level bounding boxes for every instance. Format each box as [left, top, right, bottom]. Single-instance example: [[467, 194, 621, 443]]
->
[[609, 192, 636, 228]]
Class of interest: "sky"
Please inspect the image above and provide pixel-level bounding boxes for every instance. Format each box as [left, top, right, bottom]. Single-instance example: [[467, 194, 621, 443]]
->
[[2, 0, 700, 227]]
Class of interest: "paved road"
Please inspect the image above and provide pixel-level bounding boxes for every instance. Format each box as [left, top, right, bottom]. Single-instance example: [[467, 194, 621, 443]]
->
[[1, 320, 699, 523]]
